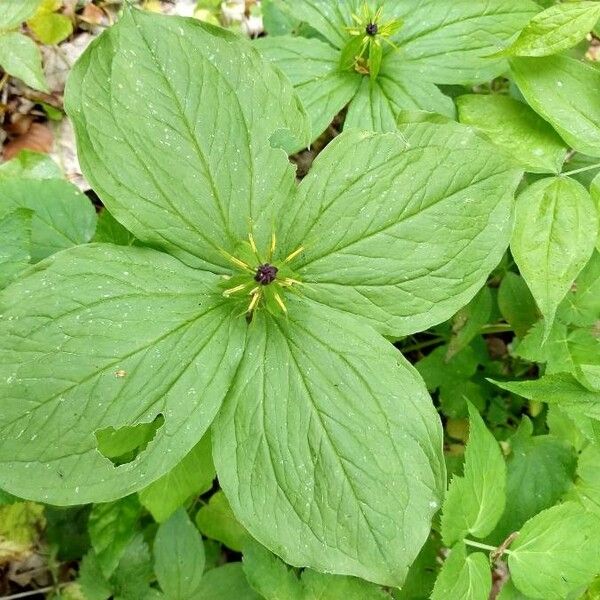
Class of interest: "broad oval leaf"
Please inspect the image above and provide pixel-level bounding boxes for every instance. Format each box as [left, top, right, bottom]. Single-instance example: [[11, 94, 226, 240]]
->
[[213, 297, 445, 587], [511, 56, 600, 158], [0, 0, 42, 30], [0, 31, 48, 92], [511, 176, 598, 338], [457, 94, 567, 174], [508, 502, 600, 600], [0, 178, 97, 262], [278, 123, 521, 338], [500, 1, 600, 57], [441, 404, 506, 546], [0, 244, 245, 504], [65, 9, 310, 272]]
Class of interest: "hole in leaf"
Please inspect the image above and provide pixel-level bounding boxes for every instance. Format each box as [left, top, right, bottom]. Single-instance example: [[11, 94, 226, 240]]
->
[[95, 414, 165, 467]]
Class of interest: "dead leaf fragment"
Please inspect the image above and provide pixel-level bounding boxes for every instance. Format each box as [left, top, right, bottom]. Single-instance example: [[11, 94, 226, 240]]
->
[[3, 123, 53, 160]]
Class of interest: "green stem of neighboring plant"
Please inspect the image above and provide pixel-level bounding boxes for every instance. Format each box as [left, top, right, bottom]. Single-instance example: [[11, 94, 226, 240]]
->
[[464, 539, 513, 556], [561, 162, 600, 177]]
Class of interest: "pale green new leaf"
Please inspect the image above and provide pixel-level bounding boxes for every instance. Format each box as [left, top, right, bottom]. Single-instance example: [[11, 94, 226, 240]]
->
[[431, 543, 491, 600], [0, 0, 42, 30], [196, 491, 248, 552], [344, 73, 455, 133], [278, 123, 521, 338], [0, 209, 32, 289], [509, 502, 600, 600], [511, 176, 598, 338], [154, 509, 205, 600], [457, 95, 567, 174], [441, 404, 506, 546], [255, 35, 359, 142], [139, 434, 215, 523], [0, 179, 97, 262], [0, 245, 246, 504], [511, 56, 600, 158], [0, 31, 48, 91], [65, 9, 310, 272], [500, 2, 600, 57], [213, 298, 445, 587], [28, 11, 73, 46]]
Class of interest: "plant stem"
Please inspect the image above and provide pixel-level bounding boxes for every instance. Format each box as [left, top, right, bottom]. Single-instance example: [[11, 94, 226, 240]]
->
[[562, 162, 600, 177], [0, 587, 57, 600], [480, 323, 513, 334], [401, 337, 445, 353], [464, 539, 513, 556]]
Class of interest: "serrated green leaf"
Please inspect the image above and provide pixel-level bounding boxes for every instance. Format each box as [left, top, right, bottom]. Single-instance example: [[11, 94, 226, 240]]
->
[[195, 490, 248, 552], [498, 272, 539, 339], [197, 563, 260, 600], [0, 209, 32, 289], [441, 404, 506, 546], [431, 543, 491, 600], [500, 2, 600, 57], [511, 176, 598, 338], [457, 95, 567, 174], [0, 0, 42, 30], [78, 551, 112, 600], [65, 9, 310, 273], [511, 56, 600, 158], [111, 533, 154, 600], [255, 35, 359, 141], [278, 124, 520, 338], [569, 444, 600, 516], [154, 509, 204, 600], [139, 434, 215, 523], [0, 245, 246, 504], [509, 502, 600, 600], [486, 418, 577, 544], [88, 496, 141, 578], [214, 297, 445, 587], [0, 151, 62, 180], [0, 179, 97, 262], [0, 31, 48, 91]]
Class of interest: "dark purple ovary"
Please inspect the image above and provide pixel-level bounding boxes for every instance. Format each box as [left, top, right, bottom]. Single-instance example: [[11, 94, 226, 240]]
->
[[255, 264, 278, 285], [365, 22, 378, 36]]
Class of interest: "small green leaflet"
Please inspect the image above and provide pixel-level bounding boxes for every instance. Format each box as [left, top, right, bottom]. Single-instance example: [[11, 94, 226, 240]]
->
[[0, 31, 48, 92], [258, 0, 537, 140], [510, 176, 598, 339], [196, 491, 248, 552], [0, 209, 32, 289], [0, 0, 42, 30], [0, 151, 63, 180], [508, 502, 600, 600], [497, 272, 539, 339], [499, 1, 600, 57], [441, 404, 506, 546], [430, 543, 491, 600], [153, 509, 205, 600], [0, 178, 97, 262], [457, 94, 567, 174], [511, 56, 600, 158]]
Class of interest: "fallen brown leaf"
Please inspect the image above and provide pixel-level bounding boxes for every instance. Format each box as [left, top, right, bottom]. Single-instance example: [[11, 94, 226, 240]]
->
[[3, 123, 53, 160]]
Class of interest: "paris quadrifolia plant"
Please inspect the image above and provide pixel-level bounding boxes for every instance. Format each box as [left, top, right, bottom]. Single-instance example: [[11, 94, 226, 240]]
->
[[0, 7, 523, 587]]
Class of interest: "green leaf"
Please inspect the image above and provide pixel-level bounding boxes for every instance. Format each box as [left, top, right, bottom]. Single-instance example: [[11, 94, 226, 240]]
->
[[344, 74, 455, 133], [255, 35, 360, 141], [0, 151, 63, 180], [0, 0, 42, 30], [301, 569, 390, 600], [510, 176, 598, 338], [0, 209, 32, 289], [498, 272, 539, 339], [93, 209, 136, 246], [457, 94, 567, 174], [486, 418, 576, 544], [195, 491, 248, 552], [394, 0, 539, 85], [242, 540, 304, 600], [65, 9, 310, 273], [78, 551, 112, 600], [0, 244, 246, 504], [154, 509, 204, 600], [278, 123, 521, 338], [569, 444, 600, 516], [213, 297, 445, 587], [392, 536, 439, 600], [197, 563, 260, 600], [500, 2, 600, 57], [508, 502, 600, 600], [88, 496, 141, 578], [441, 404, 506, 546], [0, 179, 97, 262], [139, 434, 215, 523], [0, 31, 47, 92], [28, 3, 73, 45], [511, 56, 600, 158], [430, 543, 491, 600], [111, 533, 155, 600]]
